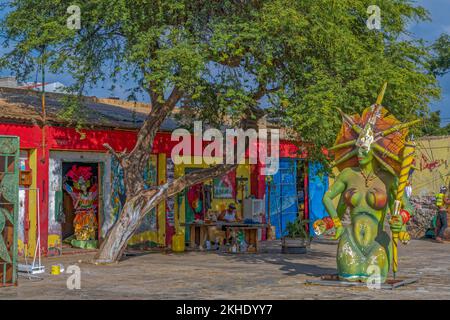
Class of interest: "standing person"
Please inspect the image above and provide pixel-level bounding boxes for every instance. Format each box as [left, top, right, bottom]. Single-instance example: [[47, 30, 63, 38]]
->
[[405, 181, 412, 199], [436, 186, 449, 243]]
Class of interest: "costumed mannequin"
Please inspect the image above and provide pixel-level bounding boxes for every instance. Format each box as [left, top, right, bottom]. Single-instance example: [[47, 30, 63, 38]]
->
[[64, 165, 99, 249], [322, 83, 417, 283], [187, 184, 204, 221]]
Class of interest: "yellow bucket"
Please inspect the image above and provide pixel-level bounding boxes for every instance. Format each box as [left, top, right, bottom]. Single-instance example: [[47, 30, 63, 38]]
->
[[51, 265, 61, 275], [172, 233, 185, 252]]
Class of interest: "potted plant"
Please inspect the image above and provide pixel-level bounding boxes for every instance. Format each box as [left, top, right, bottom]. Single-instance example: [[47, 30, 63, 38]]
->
[[281, 217, 310, 254]]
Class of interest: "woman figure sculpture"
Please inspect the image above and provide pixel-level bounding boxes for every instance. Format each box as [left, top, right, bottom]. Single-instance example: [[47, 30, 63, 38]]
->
[[64, 165, 98, 249], [323, 84, 416, 283]]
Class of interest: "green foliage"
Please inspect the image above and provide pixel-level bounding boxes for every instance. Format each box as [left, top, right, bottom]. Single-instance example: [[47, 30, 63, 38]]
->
[[418, 110, 450, 136], [429, 33, 450, 77], [57, 95, 88, 129], [0, 0, 442, 164], [284, 217, 309, 239]]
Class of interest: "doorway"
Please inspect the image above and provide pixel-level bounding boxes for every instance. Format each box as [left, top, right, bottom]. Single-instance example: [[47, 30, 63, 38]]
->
[[61, 162, 101, 246], [266, 158, 298, 239]]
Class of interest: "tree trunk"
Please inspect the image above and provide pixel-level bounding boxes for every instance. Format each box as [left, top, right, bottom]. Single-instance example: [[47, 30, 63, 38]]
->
[[94, 164, 237, 264], [94, 194, 148, 263]]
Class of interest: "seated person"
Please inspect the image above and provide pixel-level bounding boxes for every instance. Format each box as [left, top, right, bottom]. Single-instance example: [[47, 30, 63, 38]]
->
[[218, 203, 238, 222]]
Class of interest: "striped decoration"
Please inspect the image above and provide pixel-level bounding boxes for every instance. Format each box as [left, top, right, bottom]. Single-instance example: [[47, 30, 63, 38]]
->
[[396, 142, 416, 202], [392, 141, 415, 277]]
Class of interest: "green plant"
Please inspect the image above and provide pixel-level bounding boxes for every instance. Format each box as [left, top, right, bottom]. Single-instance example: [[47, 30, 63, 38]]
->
[[284, 217, 309, 239]]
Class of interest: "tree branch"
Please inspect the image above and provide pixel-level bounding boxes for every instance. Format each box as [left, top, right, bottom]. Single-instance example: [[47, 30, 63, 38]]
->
[[121, 86, 184, 194], [252, 85, 280, 101], [103, 143, 127, 163]]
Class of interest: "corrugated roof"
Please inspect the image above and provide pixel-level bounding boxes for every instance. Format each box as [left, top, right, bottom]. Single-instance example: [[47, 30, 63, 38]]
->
[[0, 86, 178, 131]]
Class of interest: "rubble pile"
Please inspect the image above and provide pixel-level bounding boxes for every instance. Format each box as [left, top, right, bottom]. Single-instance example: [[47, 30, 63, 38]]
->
[[407, 196, 437, 239]]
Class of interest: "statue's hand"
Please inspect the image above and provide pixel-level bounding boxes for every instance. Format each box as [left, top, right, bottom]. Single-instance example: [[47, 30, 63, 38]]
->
[[333, 226, 345, 240], [389, 215, 403, 233]]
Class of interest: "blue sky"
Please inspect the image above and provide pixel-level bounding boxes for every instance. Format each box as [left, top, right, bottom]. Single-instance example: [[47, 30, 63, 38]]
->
[[409, 0, 450, 124], [0, 1, 449, 123]]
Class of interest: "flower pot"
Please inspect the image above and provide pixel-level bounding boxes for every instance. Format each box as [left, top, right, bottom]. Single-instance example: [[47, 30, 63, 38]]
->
[[281, 237, 308, 254]]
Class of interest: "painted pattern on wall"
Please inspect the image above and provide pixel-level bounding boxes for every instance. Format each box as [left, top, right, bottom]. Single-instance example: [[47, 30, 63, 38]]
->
[[110, 154, 159, 246], [412, 136, 450, 197]]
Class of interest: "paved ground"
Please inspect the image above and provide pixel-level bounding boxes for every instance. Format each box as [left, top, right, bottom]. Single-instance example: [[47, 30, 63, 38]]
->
[[1, 239, 450, 299]]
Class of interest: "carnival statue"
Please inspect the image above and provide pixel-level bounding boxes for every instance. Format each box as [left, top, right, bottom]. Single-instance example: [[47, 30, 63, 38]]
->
[[322, 83, 417, 283], [64, 165, 98, 249]]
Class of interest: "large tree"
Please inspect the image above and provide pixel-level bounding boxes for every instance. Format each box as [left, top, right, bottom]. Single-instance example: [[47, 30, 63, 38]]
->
[[0, 0, 441, 263]]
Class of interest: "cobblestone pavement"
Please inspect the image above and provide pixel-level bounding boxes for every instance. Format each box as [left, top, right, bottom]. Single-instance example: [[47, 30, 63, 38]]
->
[[1, 239, 449, 299]]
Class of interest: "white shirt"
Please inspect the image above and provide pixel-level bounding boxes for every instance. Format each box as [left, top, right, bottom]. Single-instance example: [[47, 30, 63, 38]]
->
[[223, 211, 236, 222]]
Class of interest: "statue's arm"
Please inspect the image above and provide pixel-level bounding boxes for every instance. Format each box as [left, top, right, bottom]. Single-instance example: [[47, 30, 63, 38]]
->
[[64, 183, 77, 201], [323, 173, 346, 220], [389, 176, 411, 234]]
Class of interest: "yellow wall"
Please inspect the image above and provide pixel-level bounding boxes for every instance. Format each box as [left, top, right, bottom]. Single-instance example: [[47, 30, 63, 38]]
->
[[173, 156, 251, 238], [412, 136, 450, 197]]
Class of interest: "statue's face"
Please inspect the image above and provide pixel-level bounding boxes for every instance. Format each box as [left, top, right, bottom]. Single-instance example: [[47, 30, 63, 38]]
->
[[356, 123, 375, 167], [357, 146, 373, 165], [78, 177, 89, 193]]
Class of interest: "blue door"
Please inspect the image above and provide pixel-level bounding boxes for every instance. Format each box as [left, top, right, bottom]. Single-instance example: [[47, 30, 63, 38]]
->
[[308, 162, 329, 236], [266, 158, 298, 239]]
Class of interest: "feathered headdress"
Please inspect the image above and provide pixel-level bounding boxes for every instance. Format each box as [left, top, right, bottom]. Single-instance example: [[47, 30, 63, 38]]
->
[[66, 165, 92, 189], [330, 83, 420, 176]]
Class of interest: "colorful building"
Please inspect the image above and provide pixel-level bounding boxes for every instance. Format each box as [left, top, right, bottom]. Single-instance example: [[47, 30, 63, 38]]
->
[[0, 86, 328, 257]]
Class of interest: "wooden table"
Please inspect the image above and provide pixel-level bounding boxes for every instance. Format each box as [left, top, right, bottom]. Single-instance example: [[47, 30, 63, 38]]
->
[[182, 221, 267, 252]]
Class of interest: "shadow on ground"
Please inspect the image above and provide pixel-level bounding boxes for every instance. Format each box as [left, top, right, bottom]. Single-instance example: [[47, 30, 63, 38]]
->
[[217, 241, 337, 277]]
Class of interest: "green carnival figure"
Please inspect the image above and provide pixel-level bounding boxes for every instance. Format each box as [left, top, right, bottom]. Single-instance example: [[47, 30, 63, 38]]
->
[[322, 84, 417, 283]]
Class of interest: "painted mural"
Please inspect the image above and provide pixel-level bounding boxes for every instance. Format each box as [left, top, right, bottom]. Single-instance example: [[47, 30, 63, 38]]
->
[[165, 158, 175, 245], [137, 154, 158, 233], [110, 156, 126, 226], [110, 154, 158, 242], [412, 136, 450, 197], [213, 171, 236, 199]]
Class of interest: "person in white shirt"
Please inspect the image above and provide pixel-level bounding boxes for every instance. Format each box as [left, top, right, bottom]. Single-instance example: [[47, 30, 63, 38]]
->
[[405, 181, 412, 199], [218, 203, 237, 222]]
